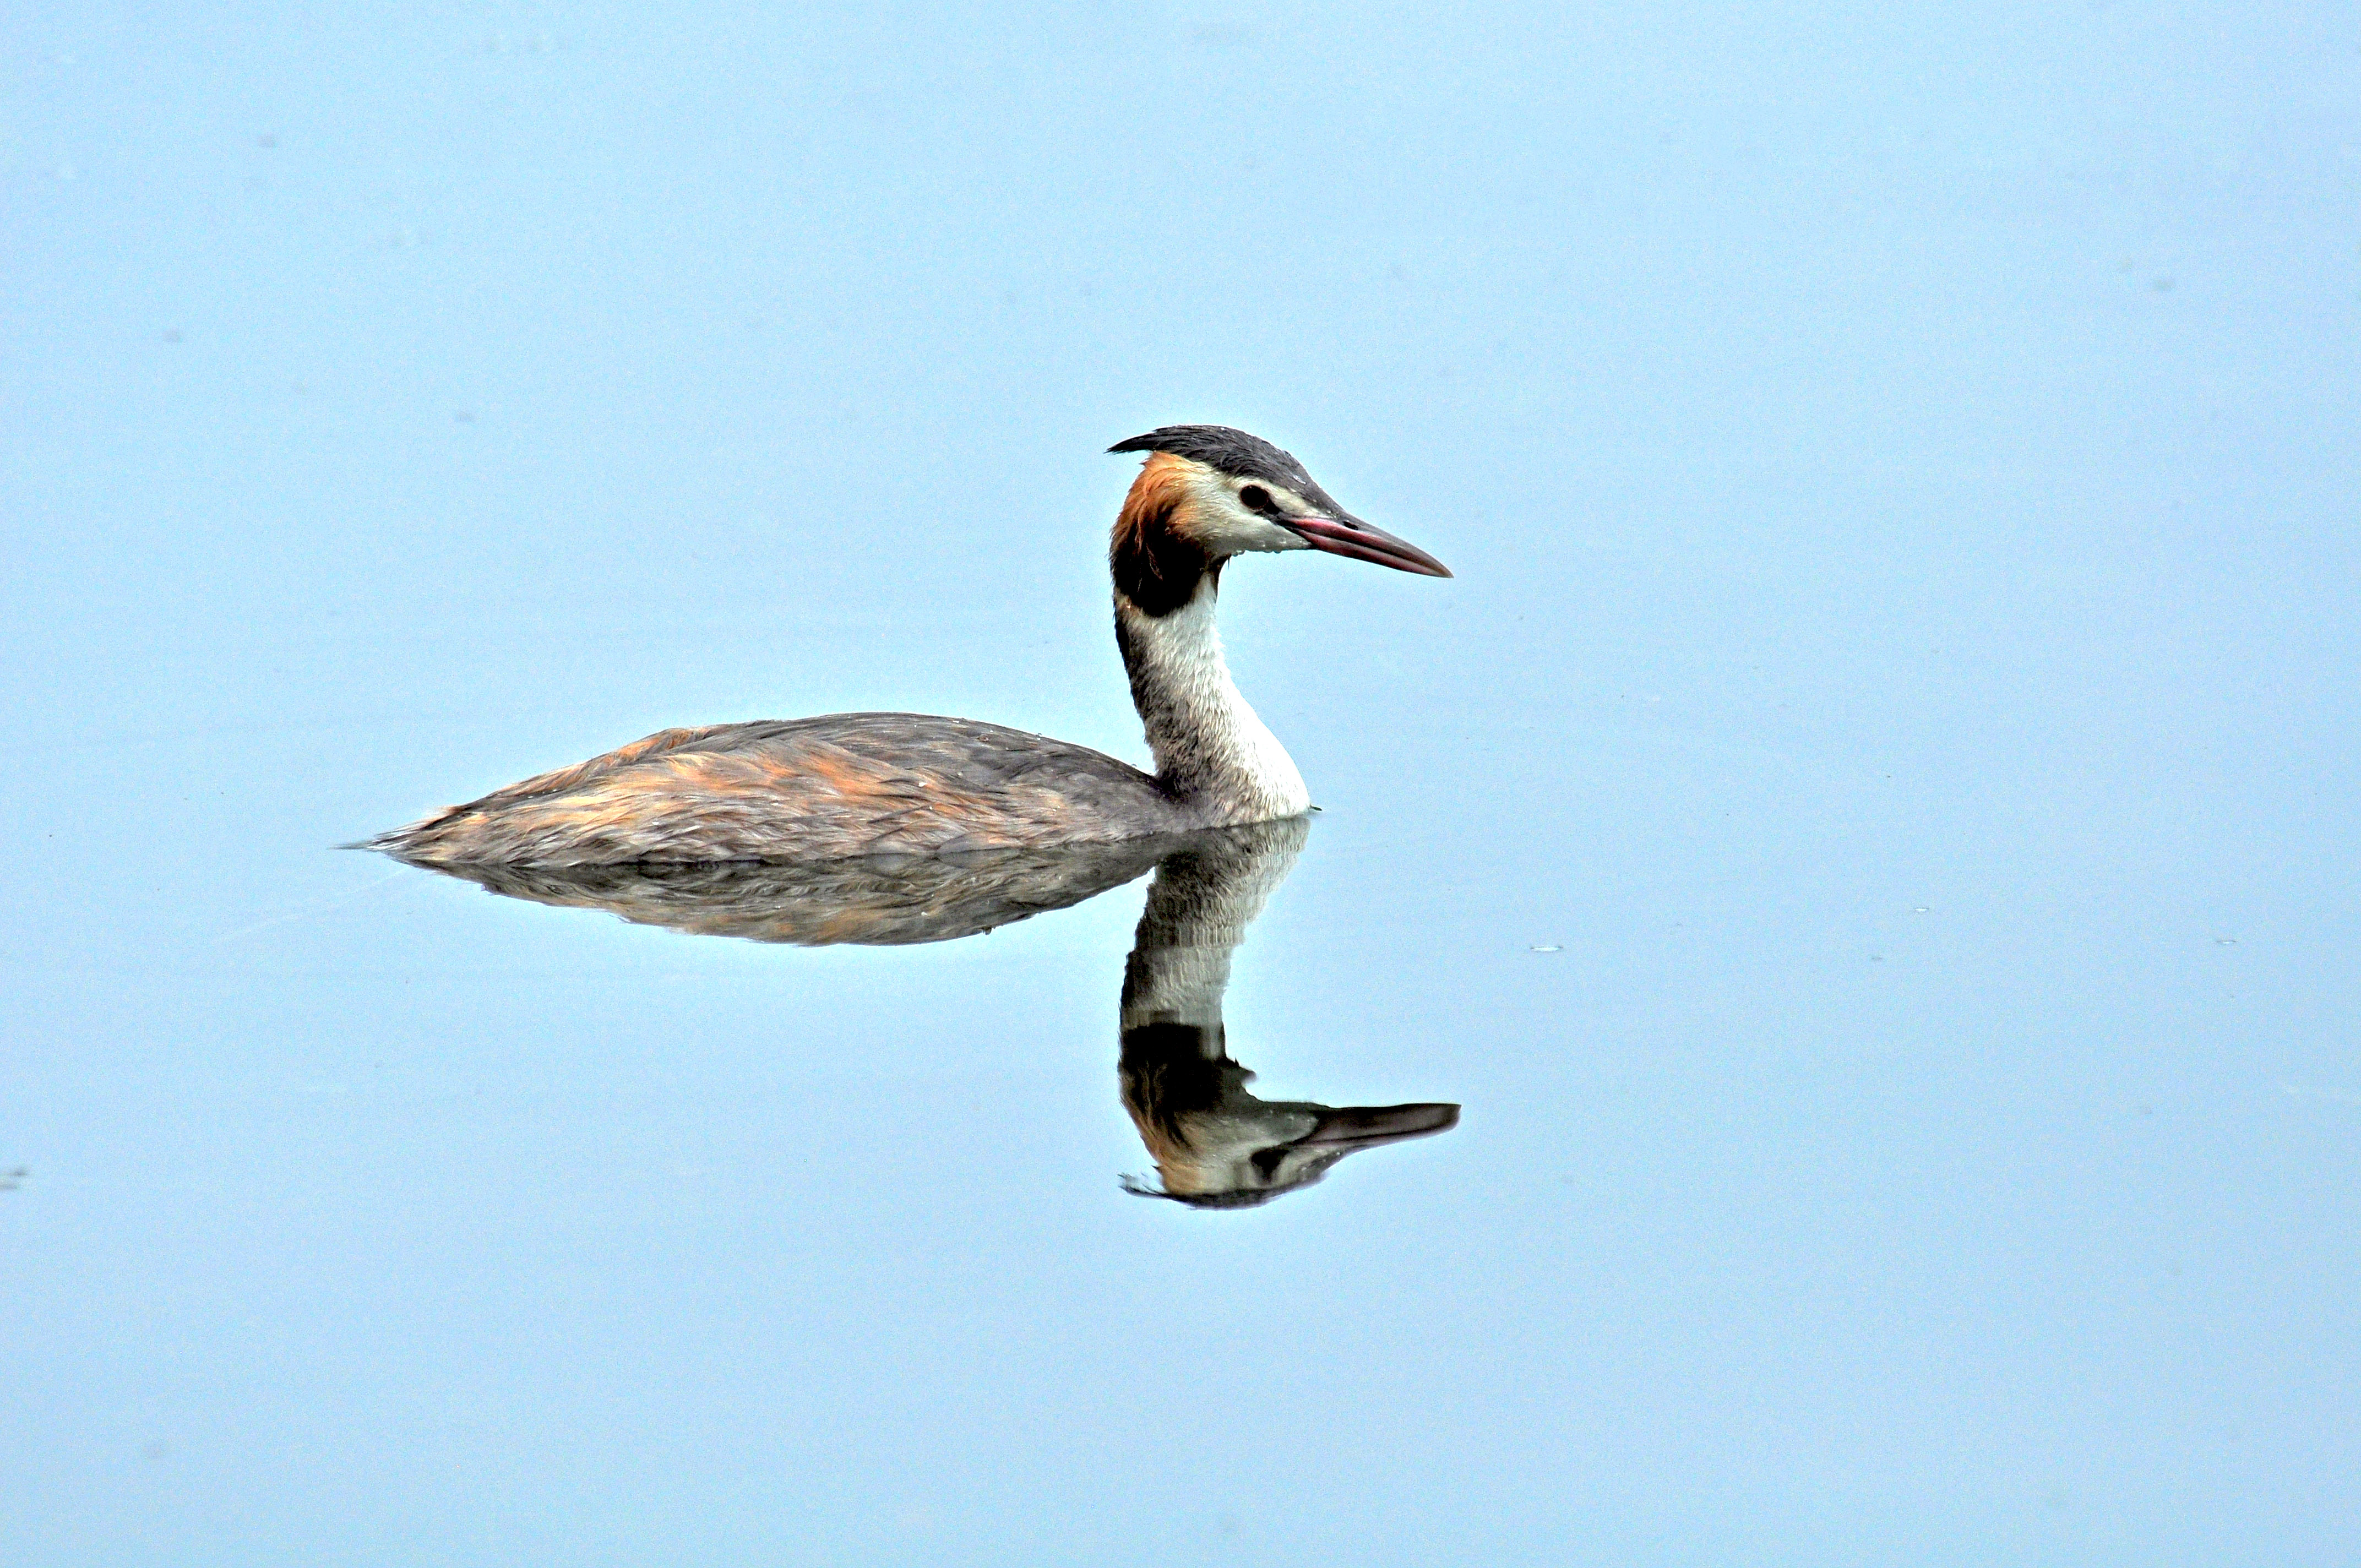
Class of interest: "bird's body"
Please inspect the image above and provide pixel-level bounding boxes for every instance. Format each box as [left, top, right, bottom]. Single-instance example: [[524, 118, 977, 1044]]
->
[[369, 426, 1448, 867], [382, 714, 1184, 864]]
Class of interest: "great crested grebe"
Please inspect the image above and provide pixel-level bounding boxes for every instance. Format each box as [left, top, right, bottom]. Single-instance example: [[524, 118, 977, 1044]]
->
[[368, 425, 1449, 865]]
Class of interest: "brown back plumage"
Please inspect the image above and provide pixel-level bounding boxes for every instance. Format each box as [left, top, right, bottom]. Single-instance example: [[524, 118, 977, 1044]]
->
[[369, 714, 1179, 865]]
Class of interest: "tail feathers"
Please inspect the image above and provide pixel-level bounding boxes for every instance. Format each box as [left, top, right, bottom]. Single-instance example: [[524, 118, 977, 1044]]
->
[[342, 806, 468, 859]]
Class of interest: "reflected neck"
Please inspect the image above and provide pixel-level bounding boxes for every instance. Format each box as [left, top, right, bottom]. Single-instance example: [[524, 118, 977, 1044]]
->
[[1119, 820, 1310, 1038]]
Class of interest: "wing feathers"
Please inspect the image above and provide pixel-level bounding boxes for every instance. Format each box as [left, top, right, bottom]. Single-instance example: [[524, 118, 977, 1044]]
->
[[369, 713, 1171, 864]]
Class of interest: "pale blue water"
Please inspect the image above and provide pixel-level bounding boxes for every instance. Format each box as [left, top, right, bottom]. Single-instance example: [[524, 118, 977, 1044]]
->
[[5, 3, 2356, 1563]]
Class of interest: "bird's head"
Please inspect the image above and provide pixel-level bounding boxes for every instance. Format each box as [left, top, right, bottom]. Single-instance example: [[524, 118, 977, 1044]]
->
[[1118, 1028, 1462, 1210], [1108, 425, 1450, 616]]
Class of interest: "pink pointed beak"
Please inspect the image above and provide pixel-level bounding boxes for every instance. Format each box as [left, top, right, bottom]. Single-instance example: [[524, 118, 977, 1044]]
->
[[1282, 515, 1453, 578]]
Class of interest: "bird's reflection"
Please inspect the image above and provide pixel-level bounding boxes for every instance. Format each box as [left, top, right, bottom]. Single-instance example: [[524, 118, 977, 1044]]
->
[[1114, 819, 1457, 1206], [425, 840, 1175, 946], [398, 820, 1456, 1205]]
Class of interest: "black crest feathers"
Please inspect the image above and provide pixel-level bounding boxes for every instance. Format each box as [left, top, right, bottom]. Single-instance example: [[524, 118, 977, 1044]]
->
[[1107, 425, 1345, 518]]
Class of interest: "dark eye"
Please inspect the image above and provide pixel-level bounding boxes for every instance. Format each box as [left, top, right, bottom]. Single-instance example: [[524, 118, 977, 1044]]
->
[[1238, 484, 1274, 514]]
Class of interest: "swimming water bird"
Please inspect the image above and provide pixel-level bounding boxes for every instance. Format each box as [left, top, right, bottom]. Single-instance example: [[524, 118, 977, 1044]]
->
[[368, 426, 1449, 865]]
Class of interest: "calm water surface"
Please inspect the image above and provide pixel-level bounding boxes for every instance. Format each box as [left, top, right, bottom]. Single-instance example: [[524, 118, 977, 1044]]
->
[[6, 3, 2356, 1564]]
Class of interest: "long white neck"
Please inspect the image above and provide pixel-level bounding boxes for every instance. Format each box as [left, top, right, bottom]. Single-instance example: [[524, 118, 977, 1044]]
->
[[1115, 579, 1310, 824]]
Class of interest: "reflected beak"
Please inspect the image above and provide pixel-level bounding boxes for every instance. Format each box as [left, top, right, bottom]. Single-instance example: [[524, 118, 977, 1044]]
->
[[1282, 515, 1453, 578], [1298, 1102, 1461, 1150]]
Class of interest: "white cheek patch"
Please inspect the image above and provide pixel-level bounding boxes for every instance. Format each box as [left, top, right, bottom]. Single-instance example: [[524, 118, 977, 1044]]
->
[[1234, 515, 1312, 554], [1177, 467, 1310, 555]]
